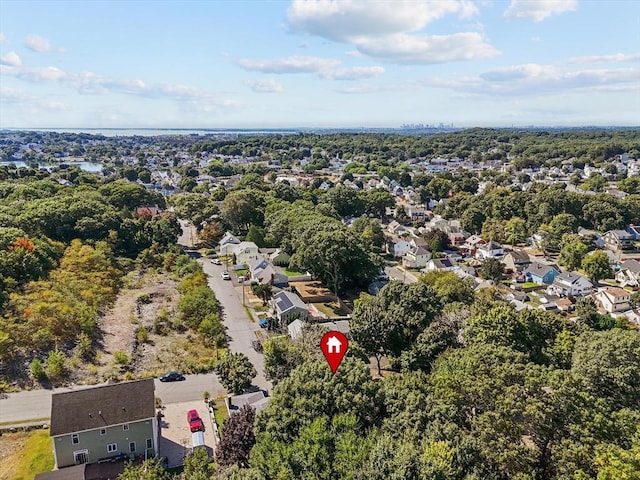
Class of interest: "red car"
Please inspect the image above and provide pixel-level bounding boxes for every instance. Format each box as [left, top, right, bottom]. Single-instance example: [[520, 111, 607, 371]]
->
[[187, 409, 204, 432]]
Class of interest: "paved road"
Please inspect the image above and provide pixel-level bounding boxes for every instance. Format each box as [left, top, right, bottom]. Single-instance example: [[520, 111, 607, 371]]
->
[[199, 259, 270, 391], [385, 264, 419, 283], [0, 375, 221, 424]]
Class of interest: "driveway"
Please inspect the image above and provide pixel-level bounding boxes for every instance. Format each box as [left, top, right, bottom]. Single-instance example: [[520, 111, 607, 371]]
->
[[159, 401, 217, 468]]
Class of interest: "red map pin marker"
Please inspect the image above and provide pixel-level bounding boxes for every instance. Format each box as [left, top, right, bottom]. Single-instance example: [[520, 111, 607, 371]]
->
[[320, 331, 348, 373]]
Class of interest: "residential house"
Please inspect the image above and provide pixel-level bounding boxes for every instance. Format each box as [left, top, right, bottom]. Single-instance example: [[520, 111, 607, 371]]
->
[[249, 257, 289, 287], [547, 271, 593, 297], [627, 225, 640, 240], [268, 249, 291, 267], [403, 204, 428, 221], [596, 287, 632, 313], [577, 227, 605, 248], [448, 231, 467, 246], [524, 262, 560, 285], [402, 245, 432, 269], [387, 220, 409, 236], [475, 241, 505, 260], [287, 318, 350, 340], [423, 258, 458, 272], [272, 290, 309, 323], [603, 230, 635, 251], [616, 259, 640, 287], [461, 234, 485, 256], [49, 379, 157, 469], [218, 232, 241, 255], [135, 204, 161, 218], [232, 241, 260, 265], [389, 238, 412, 258], [503, 250, 531, 273], [226, 390, 270, 415]]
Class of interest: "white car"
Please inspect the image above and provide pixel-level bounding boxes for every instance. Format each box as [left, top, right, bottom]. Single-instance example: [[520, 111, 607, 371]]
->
[[211, 259, 222, 265], [221, 271, 231, 280]]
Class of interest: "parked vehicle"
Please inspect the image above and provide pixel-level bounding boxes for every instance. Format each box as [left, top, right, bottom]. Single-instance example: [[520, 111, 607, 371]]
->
[[187, 409, 204, 432], [159, 371, 184, 382], [251, 340, 263, 352]]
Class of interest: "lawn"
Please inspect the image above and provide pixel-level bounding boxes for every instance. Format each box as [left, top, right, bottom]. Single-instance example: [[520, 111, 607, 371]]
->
[[212, 397, 229, 434], [283, 268, 305, 277], [12, 429, 54, 480], [314, 301, 351, 318]]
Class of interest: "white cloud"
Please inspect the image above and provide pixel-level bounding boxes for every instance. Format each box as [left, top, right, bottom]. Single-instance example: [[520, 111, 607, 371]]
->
[[285, 0, 495, 65], [355, 32, 498, 64], [287, 0, 476, 40], [320, 66, 385, 80], [503, 0, 577, 22], [244, 78, 284, 93], [480, 63, 558, 82], [419, 63, 640, 96], [236, 55, 341, 73], [25, 34, 65, 52], [40, 100, 66, 110], [0, 51, 22, 67], [0, 33, 6, 43], [568, 53, 640, 64], [334, 83, 399, 94], [0, 86, 34, 103], [0, 63, 238, 111]]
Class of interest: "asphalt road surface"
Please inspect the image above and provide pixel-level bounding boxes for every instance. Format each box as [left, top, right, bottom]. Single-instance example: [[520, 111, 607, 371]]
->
[[384, 264, 419, 283], [199, 258, 270, 391], [0, 375, 222, 425]]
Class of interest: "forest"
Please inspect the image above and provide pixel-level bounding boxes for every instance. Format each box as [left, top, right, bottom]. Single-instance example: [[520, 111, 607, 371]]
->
[[0, 129, 638, 479]]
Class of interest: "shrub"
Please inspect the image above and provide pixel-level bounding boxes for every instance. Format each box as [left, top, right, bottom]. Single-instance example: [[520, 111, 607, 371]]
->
[[136, 326, 149, 344], [30, 358, 46, 381], [45, 350, 66, 380], [113, 351, 130, 365], [137, 293, 151, 304]]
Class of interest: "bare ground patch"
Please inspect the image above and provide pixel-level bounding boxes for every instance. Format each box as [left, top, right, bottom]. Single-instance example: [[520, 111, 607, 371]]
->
[[70, 270, 222, 384]]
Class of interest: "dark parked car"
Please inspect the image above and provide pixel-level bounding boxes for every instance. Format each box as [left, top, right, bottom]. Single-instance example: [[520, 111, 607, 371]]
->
[[251, 340, 263, 353], [159, 371, 184, 382]]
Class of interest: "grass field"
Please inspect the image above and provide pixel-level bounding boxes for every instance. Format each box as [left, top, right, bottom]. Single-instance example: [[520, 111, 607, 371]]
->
[[0, 429, 54, 480]]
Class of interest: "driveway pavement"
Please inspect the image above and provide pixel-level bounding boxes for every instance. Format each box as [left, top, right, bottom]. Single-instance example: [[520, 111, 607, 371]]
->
[[159, 401, 216, 468]]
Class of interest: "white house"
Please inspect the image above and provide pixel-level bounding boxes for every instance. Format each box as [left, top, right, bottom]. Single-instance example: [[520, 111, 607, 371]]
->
[[596, 287, 632, 313], [233, 241, 260, 265], [218, 232, 241, 255], [603, 230, 635, 251], [390, 238, 412, 258], [475, 241, 505, 260], [402, 245, 432, 269], [547, 272, 593, 297], [423, 258, 458, 272], [616, 259, 640, 288]]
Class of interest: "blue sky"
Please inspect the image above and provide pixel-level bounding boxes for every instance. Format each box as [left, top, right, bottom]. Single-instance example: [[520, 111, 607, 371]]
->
[[0, 0, 638, 128]]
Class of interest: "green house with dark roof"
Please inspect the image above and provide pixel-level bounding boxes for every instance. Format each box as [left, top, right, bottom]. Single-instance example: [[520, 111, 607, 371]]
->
[[49, 379, 157, 469]]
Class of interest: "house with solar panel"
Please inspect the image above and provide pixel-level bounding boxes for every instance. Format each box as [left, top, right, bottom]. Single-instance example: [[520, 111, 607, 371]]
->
[[271, 290, 310, 323]]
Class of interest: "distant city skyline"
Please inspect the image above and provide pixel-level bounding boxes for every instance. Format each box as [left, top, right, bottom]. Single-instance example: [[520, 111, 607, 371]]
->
[[1, 0, 638, 129]]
